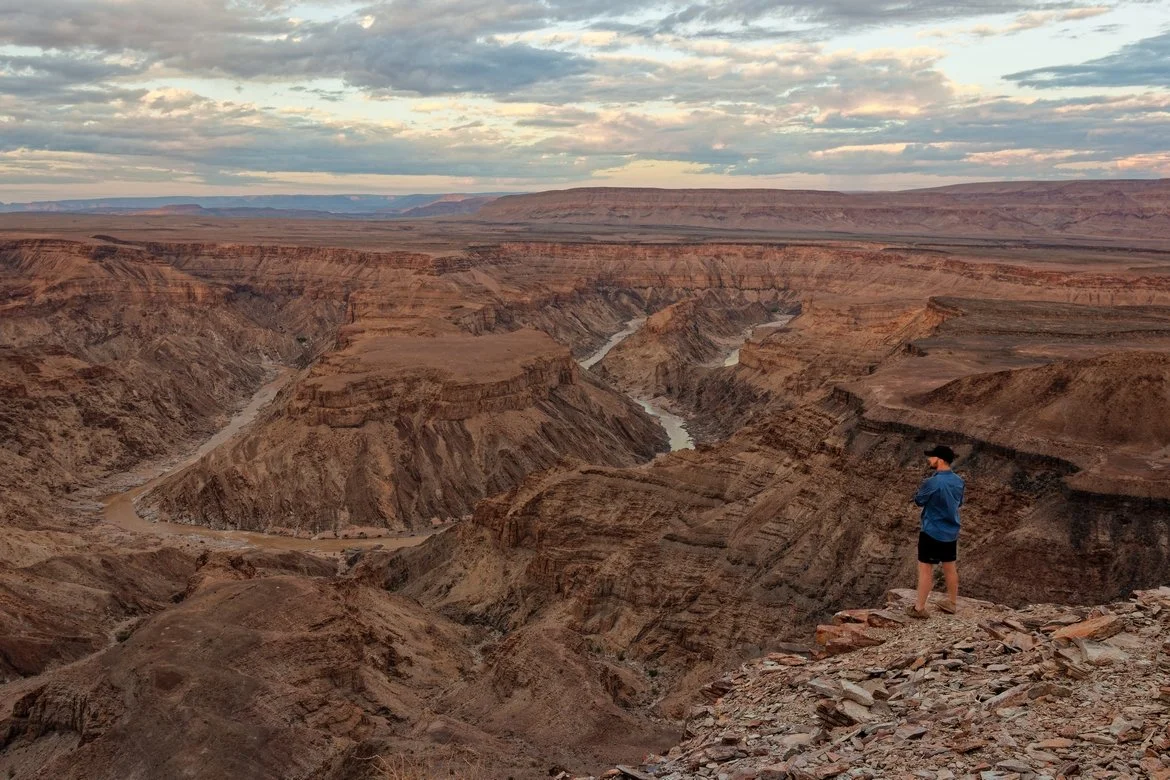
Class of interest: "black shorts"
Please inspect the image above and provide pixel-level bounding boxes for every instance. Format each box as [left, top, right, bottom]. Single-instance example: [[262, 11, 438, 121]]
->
[[918, 531, 957, 564]]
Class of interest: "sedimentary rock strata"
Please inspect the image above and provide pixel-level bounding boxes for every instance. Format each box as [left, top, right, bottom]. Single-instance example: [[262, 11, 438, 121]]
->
[[478, 180, 1170, 240], [376, 387, 1170, 731], [142, 329, 667, 533], [0, 239, 340, 532], [591, 292, 782, 439], [5, 194, 1170, 779], [0, 563, 480, 780]]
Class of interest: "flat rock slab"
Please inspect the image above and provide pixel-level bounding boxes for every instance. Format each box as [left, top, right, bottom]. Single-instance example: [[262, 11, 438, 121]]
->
[[1052, 614, 1124, 641]]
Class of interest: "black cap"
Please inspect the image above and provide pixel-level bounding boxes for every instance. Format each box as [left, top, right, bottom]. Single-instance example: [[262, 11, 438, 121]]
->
[[924, 445, 955, 463]]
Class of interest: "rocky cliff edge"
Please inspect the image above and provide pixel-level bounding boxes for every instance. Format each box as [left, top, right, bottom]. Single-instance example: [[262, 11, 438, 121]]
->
[[579, 586, 1170, 780]]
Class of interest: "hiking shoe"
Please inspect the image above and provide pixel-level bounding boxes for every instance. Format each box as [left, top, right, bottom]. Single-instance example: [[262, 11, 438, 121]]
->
[[906, 605, 930, 620], [937, 599, 958, 615]]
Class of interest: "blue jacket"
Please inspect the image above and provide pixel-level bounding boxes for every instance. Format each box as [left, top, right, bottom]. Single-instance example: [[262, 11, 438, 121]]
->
[[914, 470, 964, 542]]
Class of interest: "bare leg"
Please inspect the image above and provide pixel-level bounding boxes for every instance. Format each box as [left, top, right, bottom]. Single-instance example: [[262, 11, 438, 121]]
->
[[941, 562, 959, 605], [915, 562, 933, 611]]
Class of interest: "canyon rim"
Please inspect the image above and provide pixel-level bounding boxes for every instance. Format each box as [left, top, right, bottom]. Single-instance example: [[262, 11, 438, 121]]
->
[[3, 183, 1170, 778], [4, 2, 1170, 775]]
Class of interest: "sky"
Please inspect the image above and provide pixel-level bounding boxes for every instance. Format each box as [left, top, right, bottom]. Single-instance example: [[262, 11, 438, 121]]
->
[[1, 0, 1169, 199]]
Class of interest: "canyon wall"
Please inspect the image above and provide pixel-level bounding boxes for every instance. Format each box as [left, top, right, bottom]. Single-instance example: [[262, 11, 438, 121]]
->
[[0, 239, 343, 531], [366, 288, 1170, 760], [7, 218, 1170, 779], [89, 236, 1170, 540], [142, 329, 667, 534]]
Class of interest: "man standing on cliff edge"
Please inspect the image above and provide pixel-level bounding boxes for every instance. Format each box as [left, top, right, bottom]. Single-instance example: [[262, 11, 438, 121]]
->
[[908, 445, 964, 618]]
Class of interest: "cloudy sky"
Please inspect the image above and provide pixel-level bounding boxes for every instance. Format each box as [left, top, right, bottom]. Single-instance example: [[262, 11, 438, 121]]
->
[[1, 0, 1169, 199]]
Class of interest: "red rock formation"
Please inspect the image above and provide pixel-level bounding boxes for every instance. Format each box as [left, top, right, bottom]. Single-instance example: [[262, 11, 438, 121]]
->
[[595, 293, 775, 395], [910, 351, 1170, 447], [367, 277, 1170, 758]]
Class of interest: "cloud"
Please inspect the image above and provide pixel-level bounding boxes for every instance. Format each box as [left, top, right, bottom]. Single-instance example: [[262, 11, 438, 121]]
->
[[0, 0, 285, 52], [0, 0, 592, 96], [515, 107, 600, 128], [0, 0, 1167, 196], [0, 0, 1131, 102], [0, 0, 1109, 90], [525, 88, 1170, 180], [182, 24, 593, 95], [642, 0, 1096, 38], [4, 37, 1168, 188], [1006, 30, 1170, 87], [0, 84, 626, 182], [613, 0, 1092, 25], [921, 5, 1111, 39], [0, 52, 146, 104], [495, 44, 955, 115]]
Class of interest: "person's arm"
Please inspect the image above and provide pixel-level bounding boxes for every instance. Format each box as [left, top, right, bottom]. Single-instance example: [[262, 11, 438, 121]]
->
[[913, 477, 936, 507]]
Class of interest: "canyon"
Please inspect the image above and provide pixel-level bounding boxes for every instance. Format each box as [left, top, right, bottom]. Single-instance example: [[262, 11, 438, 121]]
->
[[2, 182, 1170, 779]]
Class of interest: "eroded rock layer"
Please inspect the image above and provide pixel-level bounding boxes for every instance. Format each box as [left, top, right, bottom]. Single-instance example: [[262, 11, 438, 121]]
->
[[6, 206, 1170, 779], [142, 329, 667, 533], [478, 180, 1170, 240], [375, 389, 1170, 728], [0, 239, 342, 530]]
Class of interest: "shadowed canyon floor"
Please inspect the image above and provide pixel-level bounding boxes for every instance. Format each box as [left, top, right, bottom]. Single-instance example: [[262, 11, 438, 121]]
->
[[3, 187, 1170, 779]]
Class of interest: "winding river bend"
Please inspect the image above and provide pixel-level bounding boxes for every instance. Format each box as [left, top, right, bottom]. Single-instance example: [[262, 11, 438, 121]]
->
[[580, 317, 646, 369], [722, 314, 795, 366], [100, 316, 714, 547], [100, 367, 435, 554], [579, 318, 695, 451]]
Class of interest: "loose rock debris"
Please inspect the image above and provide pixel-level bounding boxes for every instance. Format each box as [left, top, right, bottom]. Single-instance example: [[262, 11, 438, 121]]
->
[[572, 587, 1170, 780]]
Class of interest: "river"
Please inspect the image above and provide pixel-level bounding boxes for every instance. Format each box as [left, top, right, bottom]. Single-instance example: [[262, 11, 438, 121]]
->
[[579, 318, 695, 451], [722, 315, 795, 367], [100, 366, 435, 554], [635, 399, 695, 451], [101, 318, 701, 548], [580, 317, 646, 369]]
